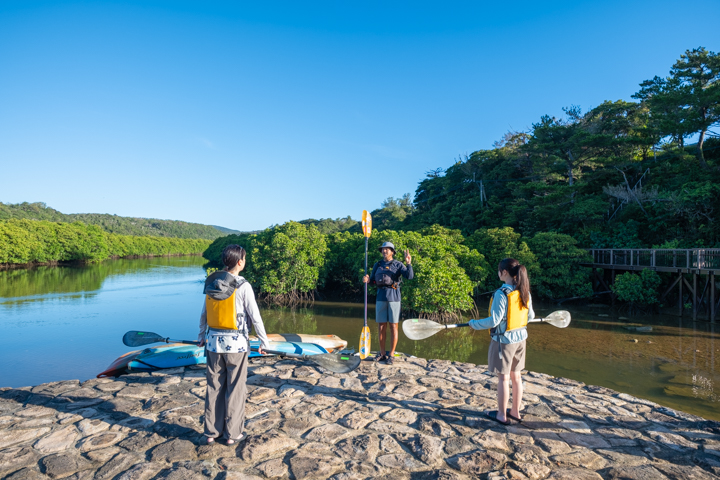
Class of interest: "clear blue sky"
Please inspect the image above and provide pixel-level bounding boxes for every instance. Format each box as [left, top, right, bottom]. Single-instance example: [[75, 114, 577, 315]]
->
[[1, 1, 718, 231]]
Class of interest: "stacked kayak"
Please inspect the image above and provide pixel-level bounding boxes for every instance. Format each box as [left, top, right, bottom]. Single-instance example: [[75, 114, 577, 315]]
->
[[97, 340, 328, 378], [258, 333, 347, 352]]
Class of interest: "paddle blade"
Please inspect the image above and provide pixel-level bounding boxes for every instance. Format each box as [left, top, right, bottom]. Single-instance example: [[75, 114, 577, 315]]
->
[[262, 349, 361, 374], [362, 210, 372, 238], [402, 318, 445, 341], [543, 310, 571, 328], [123, 331, 166, 347], [311, 353, 362, 374], [359, 326, 371, 359]]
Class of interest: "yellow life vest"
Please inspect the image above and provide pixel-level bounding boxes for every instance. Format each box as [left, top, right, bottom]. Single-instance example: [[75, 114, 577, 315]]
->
[[488, 287, 529, 335], [203, 271, 246, 331], [206, 289, 239, 330]]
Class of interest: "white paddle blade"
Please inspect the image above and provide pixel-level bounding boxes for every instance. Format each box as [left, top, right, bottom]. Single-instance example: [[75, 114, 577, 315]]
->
[[543, 310, 571, 328], [402, 318, 445, 341]]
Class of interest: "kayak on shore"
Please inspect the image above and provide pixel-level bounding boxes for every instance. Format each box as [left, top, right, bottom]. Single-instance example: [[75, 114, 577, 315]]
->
[[255, 333, 347, 352], [97, 340, 329, 378]]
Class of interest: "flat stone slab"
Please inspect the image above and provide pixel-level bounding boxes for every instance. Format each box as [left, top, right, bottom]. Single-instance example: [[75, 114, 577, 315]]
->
[[0, 356, 718, 480]]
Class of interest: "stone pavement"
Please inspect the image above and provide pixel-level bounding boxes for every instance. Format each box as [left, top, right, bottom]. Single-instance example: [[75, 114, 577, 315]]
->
[[1, 356, 720, 479]]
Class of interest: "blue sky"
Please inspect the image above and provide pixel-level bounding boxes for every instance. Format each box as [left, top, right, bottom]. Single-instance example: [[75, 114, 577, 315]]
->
[[1, 1, 718, 231]]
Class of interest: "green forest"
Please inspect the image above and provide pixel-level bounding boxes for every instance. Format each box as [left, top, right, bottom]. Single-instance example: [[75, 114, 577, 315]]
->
[[0, 202, 237, 240], [310, 48, 720, 248], [0, 219, 211, 265], [204, 47, 720, 318], [204, 223, 589, 319]]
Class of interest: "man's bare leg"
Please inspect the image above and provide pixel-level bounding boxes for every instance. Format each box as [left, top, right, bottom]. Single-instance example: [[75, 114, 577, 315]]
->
[[389, 323, 399, 357], [378, 323, 387, 356]]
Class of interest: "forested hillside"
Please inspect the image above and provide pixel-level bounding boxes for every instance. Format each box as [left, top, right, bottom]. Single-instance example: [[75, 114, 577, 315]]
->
[[0, 202, 239, 240], [370, 47, 720, 249], [298, 216, 360, 234]]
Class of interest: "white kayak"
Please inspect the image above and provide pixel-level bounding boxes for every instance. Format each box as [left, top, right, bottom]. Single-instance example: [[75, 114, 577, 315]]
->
[[251, 333, 347, 352]]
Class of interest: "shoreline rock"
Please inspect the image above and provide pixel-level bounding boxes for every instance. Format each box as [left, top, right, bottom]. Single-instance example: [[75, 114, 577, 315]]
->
[[1, 356, 719, 479]]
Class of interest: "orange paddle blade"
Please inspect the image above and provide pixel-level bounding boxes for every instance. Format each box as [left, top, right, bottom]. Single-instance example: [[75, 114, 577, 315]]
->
[[359, 326, 371, 359], [362, 210, 372, 238]]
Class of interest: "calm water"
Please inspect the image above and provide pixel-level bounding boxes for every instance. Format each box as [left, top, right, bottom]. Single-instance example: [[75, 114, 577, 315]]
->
[[1, 257, 719, 420]]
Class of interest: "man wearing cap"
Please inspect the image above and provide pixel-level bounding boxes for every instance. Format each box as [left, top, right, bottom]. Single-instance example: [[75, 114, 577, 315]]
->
[[362, 242, 413, 364]]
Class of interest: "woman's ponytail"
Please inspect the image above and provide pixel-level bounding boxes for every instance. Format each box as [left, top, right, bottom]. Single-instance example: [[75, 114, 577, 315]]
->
[[498, 258, 531, 309]]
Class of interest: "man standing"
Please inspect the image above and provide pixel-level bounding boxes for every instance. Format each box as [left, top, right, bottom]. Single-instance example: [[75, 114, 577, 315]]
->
[[363, 242, 413, 364]]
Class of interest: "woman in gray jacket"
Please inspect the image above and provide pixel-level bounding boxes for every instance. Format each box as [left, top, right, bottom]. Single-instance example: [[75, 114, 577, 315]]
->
[[199, 244, 271, 445]]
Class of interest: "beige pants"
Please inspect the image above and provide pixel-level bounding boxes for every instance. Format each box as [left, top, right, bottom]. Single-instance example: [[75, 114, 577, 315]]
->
[[204, 351, 248, 440]]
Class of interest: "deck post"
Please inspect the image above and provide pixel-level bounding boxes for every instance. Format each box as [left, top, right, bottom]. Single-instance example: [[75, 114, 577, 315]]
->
[[711, 272, 716, 323], [679, 273, 683, 317], [631, 250, 634, 267], [687, 250, 691, 269], [652, 250, 656, 268], [693, 273, 698, 321]]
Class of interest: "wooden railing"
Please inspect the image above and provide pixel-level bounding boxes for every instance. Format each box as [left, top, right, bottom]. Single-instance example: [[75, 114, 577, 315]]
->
[[588, 249, 720, 271]]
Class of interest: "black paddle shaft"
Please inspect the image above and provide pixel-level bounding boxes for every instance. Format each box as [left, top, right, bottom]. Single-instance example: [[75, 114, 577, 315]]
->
[[445, 323, 470, 329], [251, 348, 361, 374], [123, 330, 199, 347]]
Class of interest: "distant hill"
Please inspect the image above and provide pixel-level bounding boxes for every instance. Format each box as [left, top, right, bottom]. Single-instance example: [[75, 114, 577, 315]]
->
[[211, 225, 243, 235], [0, 202, 240, 240], [298, 216, 360, 234]]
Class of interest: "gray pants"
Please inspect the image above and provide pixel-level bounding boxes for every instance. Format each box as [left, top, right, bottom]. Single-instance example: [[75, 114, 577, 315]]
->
[[204, 350, 248, 440]]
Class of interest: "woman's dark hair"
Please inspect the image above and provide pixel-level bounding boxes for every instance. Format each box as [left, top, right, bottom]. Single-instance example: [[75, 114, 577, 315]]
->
[[498, 258, 530, 309], [222, 244, 246, 268]]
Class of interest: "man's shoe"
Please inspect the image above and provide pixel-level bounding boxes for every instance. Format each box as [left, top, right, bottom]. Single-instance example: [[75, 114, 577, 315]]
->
[[386, 355, 394, 365], [374, 352, 387, 362]]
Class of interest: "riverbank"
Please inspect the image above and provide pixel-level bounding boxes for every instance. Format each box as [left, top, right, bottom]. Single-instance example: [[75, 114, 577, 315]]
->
[[2, 357, 719, 479], [0, 253, 204, 271], [0, 218, 211, 266]]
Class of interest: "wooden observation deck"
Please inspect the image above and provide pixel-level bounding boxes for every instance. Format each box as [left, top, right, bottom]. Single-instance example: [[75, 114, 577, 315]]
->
[[583, 248, 720, 321]]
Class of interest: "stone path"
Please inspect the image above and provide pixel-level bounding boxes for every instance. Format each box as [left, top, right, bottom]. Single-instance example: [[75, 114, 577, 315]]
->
[[1, 356, 720, 479]]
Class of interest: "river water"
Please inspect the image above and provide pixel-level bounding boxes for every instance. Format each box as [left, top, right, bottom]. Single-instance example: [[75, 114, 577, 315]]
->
[[1, 256, 718, 420]]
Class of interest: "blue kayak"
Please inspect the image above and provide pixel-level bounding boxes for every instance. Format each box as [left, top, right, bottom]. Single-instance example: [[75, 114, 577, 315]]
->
[[97, 340, 328, 377]]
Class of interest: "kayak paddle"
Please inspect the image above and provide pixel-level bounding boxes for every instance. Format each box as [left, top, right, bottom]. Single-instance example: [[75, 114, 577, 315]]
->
[[123, 330, 199, 347], [252, 348, 361, 374], [402, 311, 572, 341], [359, 210, 372, 360]]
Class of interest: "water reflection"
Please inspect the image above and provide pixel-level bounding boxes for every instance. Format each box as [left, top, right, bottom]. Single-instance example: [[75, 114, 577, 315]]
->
[[263, 307, 319, 336], [0, 256, 204, 304]]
